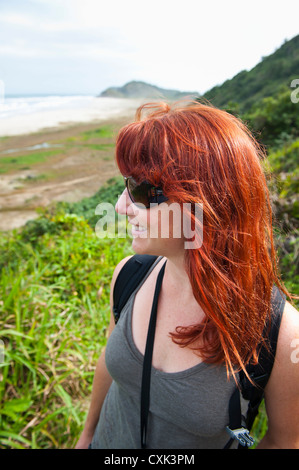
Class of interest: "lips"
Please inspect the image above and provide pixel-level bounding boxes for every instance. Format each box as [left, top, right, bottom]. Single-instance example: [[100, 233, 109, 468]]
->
[[128, 220, 147, 237], [131, 224, 147, 232], [128, 218, 147, 229]]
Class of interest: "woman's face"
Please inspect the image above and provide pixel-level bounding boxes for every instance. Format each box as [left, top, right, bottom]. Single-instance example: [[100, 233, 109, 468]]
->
[[115, 187, 186, 257]]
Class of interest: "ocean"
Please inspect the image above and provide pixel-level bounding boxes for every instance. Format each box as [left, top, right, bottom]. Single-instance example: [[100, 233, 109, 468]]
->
[[0, 95, 140, 137], [0, 95, 96, 119]]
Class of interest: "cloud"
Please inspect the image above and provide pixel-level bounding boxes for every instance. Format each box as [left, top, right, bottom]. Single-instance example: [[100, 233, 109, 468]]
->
[[0, 0, 298, 95], [0, 3, 133, 62], [0, 12, 35, 27]]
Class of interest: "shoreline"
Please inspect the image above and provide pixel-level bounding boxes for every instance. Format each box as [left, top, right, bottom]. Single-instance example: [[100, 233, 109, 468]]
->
[[0, 108, 137, 231], [0, 96, 143, 138]]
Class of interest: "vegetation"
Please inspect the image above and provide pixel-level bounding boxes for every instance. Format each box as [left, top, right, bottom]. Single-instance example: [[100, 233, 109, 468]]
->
[[0, 34, 298, 449], [202, 34, 299, 112], [0, 149, 62, 174], [0, 184, 134, 449]]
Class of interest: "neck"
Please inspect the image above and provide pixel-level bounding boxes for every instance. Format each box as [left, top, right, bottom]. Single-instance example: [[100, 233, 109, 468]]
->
[[163, 253, 193, 297]]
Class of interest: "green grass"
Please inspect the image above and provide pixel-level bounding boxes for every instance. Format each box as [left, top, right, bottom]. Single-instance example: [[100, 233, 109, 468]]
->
[[80, 126, 114, 141], [64, 126, 115, 144], [66, 126, 115, 155], [0, 150, 62, 174], [0, 209, 133, 448], [0, 125, 116, 176], [86, 143, 114, 151]]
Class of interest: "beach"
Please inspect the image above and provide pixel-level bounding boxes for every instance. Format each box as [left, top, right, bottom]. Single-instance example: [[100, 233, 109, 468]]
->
[[0, 96, 143, 137], [0, 96, 143, 231]]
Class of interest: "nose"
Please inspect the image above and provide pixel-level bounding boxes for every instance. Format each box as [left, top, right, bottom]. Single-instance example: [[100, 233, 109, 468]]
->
[[115, 188, 136, 216]]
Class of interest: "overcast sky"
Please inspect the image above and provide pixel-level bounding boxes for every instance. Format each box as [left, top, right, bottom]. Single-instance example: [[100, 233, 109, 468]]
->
[[0, 0, 298, 96]]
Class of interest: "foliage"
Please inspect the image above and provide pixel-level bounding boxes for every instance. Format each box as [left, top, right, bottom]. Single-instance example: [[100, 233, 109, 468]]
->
[[53, 175, 125, 230], [243, 86, 299, 148], [0, 205, 133, 448], [202, 34, 299, 112]]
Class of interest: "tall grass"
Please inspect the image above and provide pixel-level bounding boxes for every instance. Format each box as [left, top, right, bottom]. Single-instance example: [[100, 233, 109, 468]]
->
[[0, 208, 133, 448]]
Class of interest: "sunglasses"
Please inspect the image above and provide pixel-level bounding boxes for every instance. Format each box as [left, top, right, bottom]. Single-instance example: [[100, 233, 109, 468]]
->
[[124, 176, 169, 209]]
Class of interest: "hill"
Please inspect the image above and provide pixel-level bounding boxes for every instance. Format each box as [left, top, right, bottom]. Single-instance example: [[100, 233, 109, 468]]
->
[[202, 34, 299, 112], [99, 80, 199, 100]]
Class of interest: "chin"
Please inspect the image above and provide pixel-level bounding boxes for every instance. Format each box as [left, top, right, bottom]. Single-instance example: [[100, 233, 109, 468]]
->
[[131, 237, 175, 258]]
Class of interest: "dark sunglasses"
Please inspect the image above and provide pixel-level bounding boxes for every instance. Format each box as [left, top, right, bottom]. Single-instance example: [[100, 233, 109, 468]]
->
[[124, 176, 168, 209]]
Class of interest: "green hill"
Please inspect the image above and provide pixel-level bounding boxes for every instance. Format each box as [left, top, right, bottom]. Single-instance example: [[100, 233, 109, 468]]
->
[[202, 34, 299, 112], [99, 80, 199, 100]]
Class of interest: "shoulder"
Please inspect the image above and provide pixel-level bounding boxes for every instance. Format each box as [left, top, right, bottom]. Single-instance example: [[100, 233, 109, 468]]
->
[[110, 255, 135, 297], [107, 255, 134, 329], [269, 300, 299, 386], [109, 254, 164, 295], [282, 300, 299, 344], [274, 300, 299, 370], [262, 300, 299, 448]]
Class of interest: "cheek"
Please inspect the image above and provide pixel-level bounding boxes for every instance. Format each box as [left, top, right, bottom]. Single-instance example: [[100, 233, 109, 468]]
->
[[146, 208, 161, 238], [170, 210, 184, 239], [147, 205, 184, 240]]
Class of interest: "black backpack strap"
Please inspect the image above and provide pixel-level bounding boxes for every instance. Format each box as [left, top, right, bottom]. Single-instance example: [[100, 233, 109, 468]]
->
[[141, 260, 167, 448], [225, 285, 286, 448], [112, 254, 159, 324], [240, 286, 286, 424]]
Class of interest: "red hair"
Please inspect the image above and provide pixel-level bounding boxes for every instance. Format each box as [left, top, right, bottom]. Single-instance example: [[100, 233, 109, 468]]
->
[[115, 101, 290, 379]]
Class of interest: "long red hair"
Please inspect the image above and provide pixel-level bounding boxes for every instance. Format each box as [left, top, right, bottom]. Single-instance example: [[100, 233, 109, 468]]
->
[[115, 101, 289, 378]]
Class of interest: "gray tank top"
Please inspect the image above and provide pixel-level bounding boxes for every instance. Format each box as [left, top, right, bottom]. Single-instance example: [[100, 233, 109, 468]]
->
[[91, 256, 248, 449]]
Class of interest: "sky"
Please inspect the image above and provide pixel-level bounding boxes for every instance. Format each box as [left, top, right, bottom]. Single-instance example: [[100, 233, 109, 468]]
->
[[0, 0, 298, 97]]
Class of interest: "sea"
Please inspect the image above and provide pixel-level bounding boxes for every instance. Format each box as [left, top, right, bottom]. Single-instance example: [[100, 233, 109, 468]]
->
[[0, 95, 140, 137]]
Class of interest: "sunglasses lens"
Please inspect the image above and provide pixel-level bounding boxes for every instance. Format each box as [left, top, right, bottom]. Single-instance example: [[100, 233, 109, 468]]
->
[[127, 178, 151, 208]]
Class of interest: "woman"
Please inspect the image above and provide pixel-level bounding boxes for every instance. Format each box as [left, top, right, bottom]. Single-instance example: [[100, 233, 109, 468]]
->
[[76, 101, 299, 449]]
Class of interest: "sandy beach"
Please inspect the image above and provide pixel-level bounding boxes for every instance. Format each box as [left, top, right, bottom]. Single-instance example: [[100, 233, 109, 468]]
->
[[0, 96, 143, 137], [0, 97, 143, 231]]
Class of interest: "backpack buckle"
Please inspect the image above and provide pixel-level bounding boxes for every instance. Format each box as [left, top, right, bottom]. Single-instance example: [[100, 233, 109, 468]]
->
[[225, 426, 255, 447]]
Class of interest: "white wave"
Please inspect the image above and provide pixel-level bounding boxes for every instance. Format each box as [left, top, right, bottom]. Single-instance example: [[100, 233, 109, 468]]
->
[[0, 95, 142, 136]]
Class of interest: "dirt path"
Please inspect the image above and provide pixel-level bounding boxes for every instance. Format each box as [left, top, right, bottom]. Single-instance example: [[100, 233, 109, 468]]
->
[[0, 116, 129, 231]]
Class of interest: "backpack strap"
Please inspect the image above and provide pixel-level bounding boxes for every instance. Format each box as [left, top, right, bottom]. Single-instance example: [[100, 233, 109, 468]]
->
[[112, 254, 159, 324], [225, 285, 286, 448]]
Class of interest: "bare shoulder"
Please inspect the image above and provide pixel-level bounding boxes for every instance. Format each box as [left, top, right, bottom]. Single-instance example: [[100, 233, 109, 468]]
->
[[262, 300, 299, 448], [267, 300, 299, 385], [275, 301, 299, 367]]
